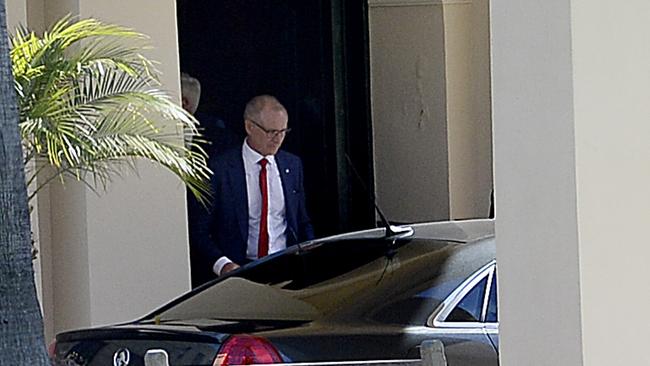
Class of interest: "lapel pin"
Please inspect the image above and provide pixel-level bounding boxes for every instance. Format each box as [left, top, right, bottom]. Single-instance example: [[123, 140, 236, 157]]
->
[[285, 168, 290, 174]]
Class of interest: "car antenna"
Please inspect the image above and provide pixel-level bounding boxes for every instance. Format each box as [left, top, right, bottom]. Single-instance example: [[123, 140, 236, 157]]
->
[[345, 154, 413, 238]]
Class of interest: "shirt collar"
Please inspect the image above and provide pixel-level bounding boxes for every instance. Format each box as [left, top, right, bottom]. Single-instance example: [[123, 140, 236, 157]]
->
[[243, 139, 276, 168]]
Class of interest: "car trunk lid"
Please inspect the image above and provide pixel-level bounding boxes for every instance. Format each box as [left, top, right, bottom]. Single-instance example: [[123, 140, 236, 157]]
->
[[54, 325, 224, 366]]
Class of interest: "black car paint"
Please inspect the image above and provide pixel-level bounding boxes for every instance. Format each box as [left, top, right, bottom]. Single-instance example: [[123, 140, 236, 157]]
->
[[53, 221, 498, 366]]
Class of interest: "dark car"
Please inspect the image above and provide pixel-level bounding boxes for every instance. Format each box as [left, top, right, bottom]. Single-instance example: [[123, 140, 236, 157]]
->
[[52, 220, 499, 366]]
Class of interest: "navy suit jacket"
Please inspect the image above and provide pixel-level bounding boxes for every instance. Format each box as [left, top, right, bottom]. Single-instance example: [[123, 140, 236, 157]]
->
[[193, 146, 314, 285]]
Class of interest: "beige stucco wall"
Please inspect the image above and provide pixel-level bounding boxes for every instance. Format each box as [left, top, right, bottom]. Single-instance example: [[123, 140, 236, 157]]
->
[[15, 0, 190, 340], [369, 0, 493, 223], [369, 2, 450, 222]]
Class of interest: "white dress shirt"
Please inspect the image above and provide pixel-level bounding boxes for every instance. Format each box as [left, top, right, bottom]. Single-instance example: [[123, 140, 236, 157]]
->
[[214, 140, 287, 275]]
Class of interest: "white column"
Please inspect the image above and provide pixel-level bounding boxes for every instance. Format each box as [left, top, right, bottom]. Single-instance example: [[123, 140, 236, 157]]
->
[[79, 0, 189, 329], [491, 0, 583, 363], [368, 0, 493, 222], [5, 0, 26, 31], [571, 0, 650, 364], [26, 0, 190, 335], [492, 0, 650, 364], [443, 0, 493, 219]]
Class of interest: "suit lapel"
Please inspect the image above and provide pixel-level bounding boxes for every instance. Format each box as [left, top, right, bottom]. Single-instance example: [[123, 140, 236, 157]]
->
[[276, 152, 297, 240], [227, 152, 248, 243], [276, 152, 292, 207]]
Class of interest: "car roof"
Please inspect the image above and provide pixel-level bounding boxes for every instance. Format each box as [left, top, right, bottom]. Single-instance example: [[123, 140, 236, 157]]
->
[[299, 219, 495, 246]]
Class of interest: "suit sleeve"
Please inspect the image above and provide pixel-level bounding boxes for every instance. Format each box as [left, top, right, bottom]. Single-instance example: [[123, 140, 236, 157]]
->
[[199, 159, 227, 266], [296, 158, 315, 241]]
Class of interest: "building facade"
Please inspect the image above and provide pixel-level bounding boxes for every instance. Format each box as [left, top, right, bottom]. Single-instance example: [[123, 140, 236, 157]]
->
[[7, 0, 650, 364]]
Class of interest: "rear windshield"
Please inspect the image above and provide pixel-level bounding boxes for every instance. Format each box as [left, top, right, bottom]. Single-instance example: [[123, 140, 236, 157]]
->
[[156, 238, 460, 321], [159, 239, 400, 320]]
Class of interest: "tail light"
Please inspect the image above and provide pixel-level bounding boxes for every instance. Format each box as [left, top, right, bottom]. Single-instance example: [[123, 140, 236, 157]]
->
[[213, 334, 282, 366], [47, 339, 57, 360]]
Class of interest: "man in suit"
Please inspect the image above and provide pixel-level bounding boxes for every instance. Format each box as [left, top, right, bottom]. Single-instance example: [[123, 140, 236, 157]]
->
[[195, 95, 314, 284]]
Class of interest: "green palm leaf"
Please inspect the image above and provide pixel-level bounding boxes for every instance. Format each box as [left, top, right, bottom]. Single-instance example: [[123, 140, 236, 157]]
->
[[13, 16, 211, 205]]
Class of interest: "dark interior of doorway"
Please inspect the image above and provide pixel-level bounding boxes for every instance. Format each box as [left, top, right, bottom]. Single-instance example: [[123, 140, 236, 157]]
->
[[176, 0, 375, 239]]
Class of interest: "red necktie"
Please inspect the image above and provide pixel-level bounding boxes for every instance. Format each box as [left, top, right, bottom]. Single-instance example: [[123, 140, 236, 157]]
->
[[258, 158, 269, 258]]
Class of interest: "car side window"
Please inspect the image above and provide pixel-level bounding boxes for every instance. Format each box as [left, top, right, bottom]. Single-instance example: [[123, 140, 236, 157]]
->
[[445, 276, 488, 322], [486, 271, 498, 323]]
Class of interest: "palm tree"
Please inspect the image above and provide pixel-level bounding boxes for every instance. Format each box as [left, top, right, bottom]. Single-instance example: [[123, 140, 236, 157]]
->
[[12, 16, 211, 204], [0, 2, 50, 364]]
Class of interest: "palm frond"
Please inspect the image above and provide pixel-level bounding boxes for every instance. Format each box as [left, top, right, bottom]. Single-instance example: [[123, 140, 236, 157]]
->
[[14, 16, 211, 204]]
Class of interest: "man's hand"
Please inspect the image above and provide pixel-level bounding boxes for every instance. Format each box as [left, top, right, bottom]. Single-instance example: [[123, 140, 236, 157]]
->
[[220, 262, 240, 275]]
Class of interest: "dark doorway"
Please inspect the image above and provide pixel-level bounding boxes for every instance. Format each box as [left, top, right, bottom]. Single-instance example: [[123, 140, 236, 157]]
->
[[177, 0, 375, 245]]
